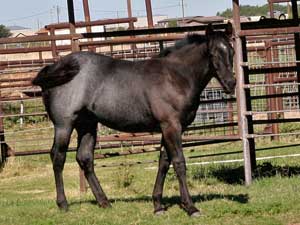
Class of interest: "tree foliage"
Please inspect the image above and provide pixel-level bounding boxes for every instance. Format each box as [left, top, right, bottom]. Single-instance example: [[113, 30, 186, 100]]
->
[[217, 4, 288, 18], [0, 25, 12, 38]]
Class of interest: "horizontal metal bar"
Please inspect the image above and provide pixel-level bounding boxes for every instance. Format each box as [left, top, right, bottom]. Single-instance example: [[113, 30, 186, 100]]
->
[[197, 109, 234, 114], [0, 112, 47, 118], [45, 17, 137, 30], [0, 45, 70, 55], [79, 35, 184, 47], [248, 66, 298, 75], [240, 27, 300, 36], [199, 97, 236, 104], [0, 96, 42, 103], [186, 122, 238, 131], [250, 92, 299, 100], [242, 60, 300, 67], [245, 109, 300, 115], [252, 118, 300, 125], [0, 24, 227, 45], [248, 131, 300, 138], [9, 138, 241, 158], [97, 134, 239, 142], [81, 23, 228, 39], [0, 77, 33, 83], [0, 59, 54, 66], [244, 82, 300, 89], [269, 0, 297, 3]]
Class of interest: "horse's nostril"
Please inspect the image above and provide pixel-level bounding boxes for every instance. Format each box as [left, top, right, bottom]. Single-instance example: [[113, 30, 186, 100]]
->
[[230, 80, 236, 88]]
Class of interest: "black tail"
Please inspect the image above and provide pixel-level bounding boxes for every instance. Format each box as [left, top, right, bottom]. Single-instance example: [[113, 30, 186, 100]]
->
[[32, 55, 80, 90]]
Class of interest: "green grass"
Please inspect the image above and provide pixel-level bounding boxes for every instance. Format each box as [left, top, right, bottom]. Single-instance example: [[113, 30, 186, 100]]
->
[[1, 141, 300, 225]]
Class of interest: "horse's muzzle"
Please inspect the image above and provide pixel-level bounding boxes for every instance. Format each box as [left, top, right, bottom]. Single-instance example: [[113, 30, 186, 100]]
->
[[224, 79, 236, 95]]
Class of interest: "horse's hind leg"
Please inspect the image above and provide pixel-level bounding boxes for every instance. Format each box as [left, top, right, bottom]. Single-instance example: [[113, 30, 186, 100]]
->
[[75, 119, 110, 208], [152, 138, 171, 215], [51, 125, 73, 211]]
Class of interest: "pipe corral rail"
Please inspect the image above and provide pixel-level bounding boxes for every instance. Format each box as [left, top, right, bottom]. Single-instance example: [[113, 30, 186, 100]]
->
[[1, 0, 300, 187]]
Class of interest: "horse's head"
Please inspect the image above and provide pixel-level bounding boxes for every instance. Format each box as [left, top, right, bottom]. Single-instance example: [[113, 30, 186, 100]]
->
[[206, 23, 236, 95]]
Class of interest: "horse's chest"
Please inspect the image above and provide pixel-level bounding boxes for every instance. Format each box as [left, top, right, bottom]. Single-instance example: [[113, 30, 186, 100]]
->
[[182, 109, 197, 127]]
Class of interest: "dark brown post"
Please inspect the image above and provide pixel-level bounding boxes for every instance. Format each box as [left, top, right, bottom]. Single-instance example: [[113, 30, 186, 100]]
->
[[0, 92, 7, 167], [145, 0, 154, 28], [79, 167, 87, 193], [265, 41, 279, 141], [67, 0, 79, 52], [228, 101, 234, 135], [268, 0, 274, 18], [67, 0, 76, 33]]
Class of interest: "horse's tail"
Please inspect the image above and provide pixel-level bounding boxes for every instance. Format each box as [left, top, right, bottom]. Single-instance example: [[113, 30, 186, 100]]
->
[[32, 55, 80, 90]]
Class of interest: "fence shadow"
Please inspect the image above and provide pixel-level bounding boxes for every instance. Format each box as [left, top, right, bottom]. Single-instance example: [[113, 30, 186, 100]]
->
[[202, 162, 300, 185]]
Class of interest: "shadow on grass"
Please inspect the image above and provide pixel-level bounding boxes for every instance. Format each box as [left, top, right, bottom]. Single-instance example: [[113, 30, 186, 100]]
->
[[193, 162, 300, 185], [69, 192, 248, 209]]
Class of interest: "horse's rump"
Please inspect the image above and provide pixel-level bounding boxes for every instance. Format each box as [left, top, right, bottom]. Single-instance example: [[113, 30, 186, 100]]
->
[[32, 55, 80, 90]]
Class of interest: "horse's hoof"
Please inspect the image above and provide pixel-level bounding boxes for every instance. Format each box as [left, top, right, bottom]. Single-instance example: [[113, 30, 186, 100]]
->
[[57, 202, 68, 212], [99, 201, 111, 208], [154, 209, 166, 216], [190, 211, 201, 217]]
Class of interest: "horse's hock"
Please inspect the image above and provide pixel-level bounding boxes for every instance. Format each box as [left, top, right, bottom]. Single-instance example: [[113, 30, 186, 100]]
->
[[1, 0, 300, 186]]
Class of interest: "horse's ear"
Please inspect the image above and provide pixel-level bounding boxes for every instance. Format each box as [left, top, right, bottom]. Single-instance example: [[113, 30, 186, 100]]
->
[[206, 23, 214, 36], [225, 22, 233, 36]]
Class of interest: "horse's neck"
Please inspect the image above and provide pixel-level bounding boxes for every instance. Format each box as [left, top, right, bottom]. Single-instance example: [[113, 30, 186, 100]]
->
[[166, 43, 213, 92]]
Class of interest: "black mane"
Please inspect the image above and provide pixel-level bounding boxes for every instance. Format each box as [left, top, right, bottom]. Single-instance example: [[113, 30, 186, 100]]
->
[[158, 34, 207, 57]]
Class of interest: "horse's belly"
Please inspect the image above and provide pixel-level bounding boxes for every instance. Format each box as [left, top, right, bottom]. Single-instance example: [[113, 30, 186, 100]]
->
[[97, 114, 159, 133], [91, 102, 159, 132]]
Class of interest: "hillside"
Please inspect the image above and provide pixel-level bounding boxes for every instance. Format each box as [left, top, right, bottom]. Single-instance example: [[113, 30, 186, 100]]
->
[[217, 4, 288, 18]]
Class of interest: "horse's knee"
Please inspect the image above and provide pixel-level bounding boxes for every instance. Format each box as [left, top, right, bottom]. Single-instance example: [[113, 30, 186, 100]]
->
[[51, 151, 66, 171], [159, 159, 170, 173], [172, 160, 187, 176], [76, 152, 94, 172]]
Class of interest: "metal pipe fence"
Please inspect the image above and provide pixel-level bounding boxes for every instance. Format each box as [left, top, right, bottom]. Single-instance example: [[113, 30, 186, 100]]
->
[[0, 23, 238, 167], [1, 5, 300, 185]]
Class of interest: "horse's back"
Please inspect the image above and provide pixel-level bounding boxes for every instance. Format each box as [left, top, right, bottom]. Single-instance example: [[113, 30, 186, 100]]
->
[[41, 52, 160, 130]]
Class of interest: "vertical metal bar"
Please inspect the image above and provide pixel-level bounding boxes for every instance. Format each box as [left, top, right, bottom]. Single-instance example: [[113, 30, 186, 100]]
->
[[82, 0, 95, 52], [291, 0, 299, 19], [0, 92, 7, 167], [145, 0, 154, 28], [241, 37, 257, 170], [265, 41, 279, 141], [82, 0, 91, 25], [67, 0, 76, 28], [127, 0, 134, 30], [79, 167, 87, 193], [228, 101, 234, 135], [232, 0, 253, 185], [159, 41, 164, 52], [127, 0, 136, 52], [268, 0, 275, 18], [291, 0, 300, 109], [50, 28, 58, 59], [67, 0, 77, 52]]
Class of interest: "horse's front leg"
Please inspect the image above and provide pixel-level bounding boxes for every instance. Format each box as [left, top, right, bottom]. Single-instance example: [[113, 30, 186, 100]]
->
[[51, 125, 73, 211], [161, 121, 200, 217], [152, 138, 171, 215]]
